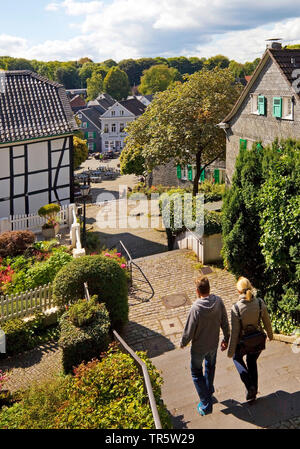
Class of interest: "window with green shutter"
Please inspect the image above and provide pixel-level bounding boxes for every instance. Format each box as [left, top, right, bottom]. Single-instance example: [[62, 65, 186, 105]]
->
[[214, 169, 220, 184], [258, 95, 266, 115], [240, 139, 247, 151], [177, 165, 182, 179], [200, 167, 205, 182], [188, 165, 193, 181], [273, 97, 282, 118]]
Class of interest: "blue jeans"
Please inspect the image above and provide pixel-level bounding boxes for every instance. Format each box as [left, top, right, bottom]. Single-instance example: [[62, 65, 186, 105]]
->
[[233, 346, 261, 392], [190, 349, 217, 412]]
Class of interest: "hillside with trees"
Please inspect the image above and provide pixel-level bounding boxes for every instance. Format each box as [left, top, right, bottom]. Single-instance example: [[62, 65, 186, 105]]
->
[[0, 54, 260, 93]]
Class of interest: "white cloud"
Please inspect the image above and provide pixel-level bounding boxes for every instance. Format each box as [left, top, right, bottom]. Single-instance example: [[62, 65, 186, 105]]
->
[[0, 34, 28, 56], [5, 0, 300, 62]]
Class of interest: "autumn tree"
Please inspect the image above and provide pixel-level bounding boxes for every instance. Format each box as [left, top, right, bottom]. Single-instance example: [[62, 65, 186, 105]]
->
[[124, 67, 242, 195], [139, 64, 181, 95], [73, 136, 88, 169], [103, 66, 130, 101]]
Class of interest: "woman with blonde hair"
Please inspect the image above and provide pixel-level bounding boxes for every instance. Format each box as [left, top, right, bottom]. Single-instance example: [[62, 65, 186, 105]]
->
[[227, 277, 273, 401]]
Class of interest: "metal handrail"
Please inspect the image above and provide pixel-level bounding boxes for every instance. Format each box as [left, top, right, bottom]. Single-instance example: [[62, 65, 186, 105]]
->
[[119, 241, 155, 301], [113, 330, 162, 429]]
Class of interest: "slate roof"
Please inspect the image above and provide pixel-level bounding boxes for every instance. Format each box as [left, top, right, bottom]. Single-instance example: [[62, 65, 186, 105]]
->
[[221, 48, 300, 124], [120, 98, 146, 116], [78, 107, 102, 131], [0, 71, 78, 144]]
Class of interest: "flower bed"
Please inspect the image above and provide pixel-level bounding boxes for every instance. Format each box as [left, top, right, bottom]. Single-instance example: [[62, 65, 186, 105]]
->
[[0, 240, 72, 296]]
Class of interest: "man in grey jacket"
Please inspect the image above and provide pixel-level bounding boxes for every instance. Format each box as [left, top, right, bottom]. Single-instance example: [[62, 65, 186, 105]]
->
[[180, 276, 230, 415]]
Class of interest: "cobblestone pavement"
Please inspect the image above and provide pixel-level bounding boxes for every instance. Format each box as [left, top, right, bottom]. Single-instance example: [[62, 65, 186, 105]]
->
[[0, 343, 62, 393], [122, 249, 237, 354]]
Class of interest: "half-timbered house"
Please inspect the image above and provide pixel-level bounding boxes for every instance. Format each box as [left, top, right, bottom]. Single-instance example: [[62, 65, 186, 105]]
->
[[0, 71, 78, 218]]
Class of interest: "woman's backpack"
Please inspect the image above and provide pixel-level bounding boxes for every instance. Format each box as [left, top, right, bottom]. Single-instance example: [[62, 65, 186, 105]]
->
[[234, 298, 267, 356]]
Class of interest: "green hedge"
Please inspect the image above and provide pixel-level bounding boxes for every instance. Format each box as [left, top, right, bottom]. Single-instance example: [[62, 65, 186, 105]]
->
[[53, 255, 129, 331], [0, 313, 60, 357], [59, 300, 110, 374]]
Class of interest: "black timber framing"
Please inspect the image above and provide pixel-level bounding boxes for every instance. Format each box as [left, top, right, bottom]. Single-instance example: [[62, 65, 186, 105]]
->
[[0, 135, 73, 216]]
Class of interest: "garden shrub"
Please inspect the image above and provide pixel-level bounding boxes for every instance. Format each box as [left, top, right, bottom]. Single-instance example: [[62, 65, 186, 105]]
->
[[59, 299, 110, 373], [0, 377, 69, 429], [1, 318, 31, 356], [53, 255, 129, 330], [0, 312, 60, 357], [0, 347, 171, 429], [0, 231, 35, 258], [54, 346, 172, 429]]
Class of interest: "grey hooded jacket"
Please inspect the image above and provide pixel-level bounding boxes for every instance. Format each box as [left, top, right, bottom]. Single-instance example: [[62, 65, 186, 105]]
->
[[180, 294, 230, 354]]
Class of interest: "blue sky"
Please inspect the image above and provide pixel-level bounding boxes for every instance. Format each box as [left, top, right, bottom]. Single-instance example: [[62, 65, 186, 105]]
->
[[1, 0, 300, 62]]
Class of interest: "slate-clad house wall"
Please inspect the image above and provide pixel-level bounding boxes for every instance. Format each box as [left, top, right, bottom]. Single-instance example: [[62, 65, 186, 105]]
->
[[219, 44, 300, 183], [76, 108, 102, 153], [0, 71, 77, 218]]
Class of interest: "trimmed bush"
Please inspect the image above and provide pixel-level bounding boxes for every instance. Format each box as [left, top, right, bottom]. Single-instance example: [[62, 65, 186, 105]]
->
[[1, 318, 31, 356], [0, 231, 35, 258], [53, 255, 129, 330], [59, 299, 110, 373]]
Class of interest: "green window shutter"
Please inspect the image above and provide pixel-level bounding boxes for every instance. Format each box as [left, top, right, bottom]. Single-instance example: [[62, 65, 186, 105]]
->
[[187, 165, 193, 181], [240, 139, 247, 151], [84, 132, 88, 139], [258, 96, 266, 115], [177, 165, 182, 179], [214, 169, 220, 184], [200, 167, 205, 182], [273, 97, 282, 118], [256, 142, 263, 152], [93, 142, 96, 151]]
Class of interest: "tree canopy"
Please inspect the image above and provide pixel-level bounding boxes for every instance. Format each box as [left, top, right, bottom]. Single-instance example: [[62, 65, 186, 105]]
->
[[87, 72, 103, 100], [139, 64, 181, 95], [123, 67, 242, 195], [103, 66, 130, 101]]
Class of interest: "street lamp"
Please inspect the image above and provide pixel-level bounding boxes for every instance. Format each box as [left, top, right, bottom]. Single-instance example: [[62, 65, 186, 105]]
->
[[80, 180, 90, 248]]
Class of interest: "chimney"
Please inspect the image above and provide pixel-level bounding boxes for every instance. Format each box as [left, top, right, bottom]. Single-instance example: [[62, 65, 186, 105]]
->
[[266, 38, 282, 50]]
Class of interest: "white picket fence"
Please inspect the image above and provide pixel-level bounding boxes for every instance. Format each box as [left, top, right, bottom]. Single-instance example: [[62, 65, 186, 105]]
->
[[0, 204, 74, 234], [0, 283, 54, 322]]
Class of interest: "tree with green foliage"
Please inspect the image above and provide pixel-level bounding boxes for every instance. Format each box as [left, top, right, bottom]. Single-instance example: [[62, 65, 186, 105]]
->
[[73, 136, 88, 169], [222, 144, 266, 289], [78, 62, 95, 87], [259, 139, 300, 317], [125, 68, 241, 195], [120, 144, 145, 176], [102, 59, 117, 68], [139, 64, 181, 95], [204, 55, 230, 70], [54, 64, 81, 88], [103, 66, 130, 101], [167, 56, 192, 75], [86, 71, 103, 100]]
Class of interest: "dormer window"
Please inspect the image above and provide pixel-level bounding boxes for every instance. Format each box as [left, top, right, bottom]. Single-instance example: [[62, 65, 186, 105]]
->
[[111, 111, 116, 116], [120, 110, 124, 116]]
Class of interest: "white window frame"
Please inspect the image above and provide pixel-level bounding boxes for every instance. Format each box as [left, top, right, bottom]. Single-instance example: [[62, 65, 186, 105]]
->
[[251, 94, 259, 115], [88, 132, 94, 138], [282, 96, 294, 120], [111, 110, 116, 116], [181, 166, 188, 181], [82, 122, 88, 128], [111, 124, 116, 133], [120, 110, 124, 116], [120, 123, 125, 132], [104, 124, 109, 133], [105, 141, 109, 150]]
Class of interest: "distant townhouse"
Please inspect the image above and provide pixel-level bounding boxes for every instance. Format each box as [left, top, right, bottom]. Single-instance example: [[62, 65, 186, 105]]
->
[[100, 98, 146, 152], [76, 107, 102, 153], [0, 71, 77, 218], [218, 40, 300, 183], [66, 88, 88, 100], [127, 95, 154, 106], [70, 94, 87, 113], [87, 93, 115, 111]]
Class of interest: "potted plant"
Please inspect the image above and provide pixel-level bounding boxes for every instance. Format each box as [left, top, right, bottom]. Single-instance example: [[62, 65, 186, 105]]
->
[[38, 203, 61, 239]]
